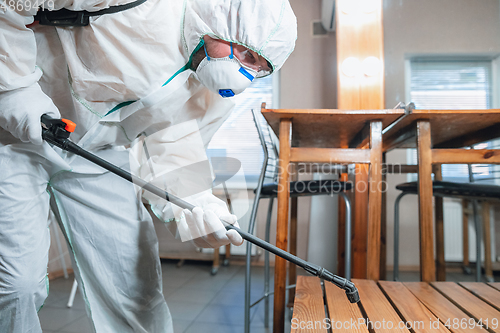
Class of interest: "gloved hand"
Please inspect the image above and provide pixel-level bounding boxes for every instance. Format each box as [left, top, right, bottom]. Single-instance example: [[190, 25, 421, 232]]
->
[[179, 204, 244, 248], [0, 84, 61, 145]]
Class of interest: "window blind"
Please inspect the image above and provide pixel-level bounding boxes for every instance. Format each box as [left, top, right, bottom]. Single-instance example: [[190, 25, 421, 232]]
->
[[410, 60, 491, 110], [408, 60, 493, 182]]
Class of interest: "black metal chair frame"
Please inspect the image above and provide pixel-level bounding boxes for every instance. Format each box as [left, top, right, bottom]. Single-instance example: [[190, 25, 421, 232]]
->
[[393, 180, 499, 282]]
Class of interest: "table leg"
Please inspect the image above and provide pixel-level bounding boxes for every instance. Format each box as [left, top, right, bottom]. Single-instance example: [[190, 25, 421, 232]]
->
[[482, 202, 493, 282], [462, 199, 470, 273], [367, 121, 382, 280], [337, 172, 348, 276], [353, 164, 368, 278], [417, 120, 436, 282], [380, 152, 387, 280], [224, 244, 231, 266], [273, 119, 291, 333], [433, 164, 446, 281]]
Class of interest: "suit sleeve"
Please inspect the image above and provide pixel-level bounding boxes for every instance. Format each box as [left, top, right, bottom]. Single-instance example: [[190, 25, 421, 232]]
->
[[0, 2, 43, 91]]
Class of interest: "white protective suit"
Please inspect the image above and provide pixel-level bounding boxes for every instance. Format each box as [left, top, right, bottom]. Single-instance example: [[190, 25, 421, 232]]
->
[[0, 0, 297, 332]]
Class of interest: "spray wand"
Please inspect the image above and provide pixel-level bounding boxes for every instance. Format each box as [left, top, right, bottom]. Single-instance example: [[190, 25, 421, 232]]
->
[[41, 115, 360, 303]]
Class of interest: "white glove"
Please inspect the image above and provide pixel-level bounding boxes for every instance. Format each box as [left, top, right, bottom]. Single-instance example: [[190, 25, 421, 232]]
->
[[0, 84, 61, 145], [179, 205, 244, 248]]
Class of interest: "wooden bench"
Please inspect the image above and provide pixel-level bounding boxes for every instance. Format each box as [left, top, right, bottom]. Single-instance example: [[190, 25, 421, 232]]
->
[[291, 276, 500, 333]]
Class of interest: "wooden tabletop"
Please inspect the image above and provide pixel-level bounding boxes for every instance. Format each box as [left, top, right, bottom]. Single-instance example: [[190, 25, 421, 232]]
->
[[292, 276, 500, 333], [261, 108, 404, 148], [383, 109, 500, 151]]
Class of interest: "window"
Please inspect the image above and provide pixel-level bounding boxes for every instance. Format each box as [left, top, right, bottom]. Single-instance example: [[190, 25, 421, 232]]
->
[[407, 59, 495, 182], [207, 75, 275, 186], [410, 60, 492, 109]]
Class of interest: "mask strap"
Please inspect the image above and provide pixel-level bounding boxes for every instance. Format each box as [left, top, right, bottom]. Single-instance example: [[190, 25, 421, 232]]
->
[[230, 42, 234, 59], [203, 44, 211, 61]]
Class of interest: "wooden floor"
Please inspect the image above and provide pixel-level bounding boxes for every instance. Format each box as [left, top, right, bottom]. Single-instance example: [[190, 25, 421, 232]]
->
[[291, 276, 500, 333]]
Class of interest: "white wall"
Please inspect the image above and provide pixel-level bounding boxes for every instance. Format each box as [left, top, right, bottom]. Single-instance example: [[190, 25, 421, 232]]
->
[[281, 0, 337, 109], [278, 0, 339, 270]]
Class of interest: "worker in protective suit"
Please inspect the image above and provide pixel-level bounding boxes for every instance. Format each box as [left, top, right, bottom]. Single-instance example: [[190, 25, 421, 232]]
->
[[0, 0, 297, 332]]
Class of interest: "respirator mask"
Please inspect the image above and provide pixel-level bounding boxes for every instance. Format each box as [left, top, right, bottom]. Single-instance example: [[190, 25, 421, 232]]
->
[[195, 42, 258, 98]]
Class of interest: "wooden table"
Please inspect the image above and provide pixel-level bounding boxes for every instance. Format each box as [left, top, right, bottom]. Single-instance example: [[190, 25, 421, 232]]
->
[[262, 106, 405, 333], [383, 109, 500, 282], [292, 276, 500, 333]]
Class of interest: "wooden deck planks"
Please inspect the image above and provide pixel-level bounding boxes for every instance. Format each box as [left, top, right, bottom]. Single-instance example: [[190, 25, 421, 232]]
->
[[432, 282, 500, 333], [324, 281, 369, 333], [290, 276, 328, 332], [292, 280, 499, 333], [353, 279, 410, 333], [379, 281, 450, 333], [405, 282, 487, 333], [459, 282, 500, 312], [488, 283, 500, 292]]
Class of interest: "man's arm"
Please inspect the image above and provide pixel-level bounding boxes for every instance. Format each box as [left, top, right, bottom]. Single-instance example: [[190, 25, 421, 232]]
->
[[0, 2, 43, 91], [0, 2, 61, 144]]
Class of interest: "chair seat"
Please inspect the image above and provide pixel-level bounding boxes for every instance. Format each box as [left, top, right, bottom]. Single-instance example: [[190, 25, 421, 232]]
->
[[258, 179, 352, 197], [396, 181, 500, 199]]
